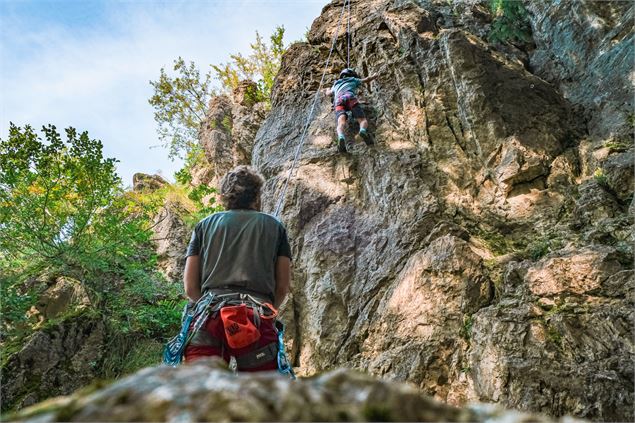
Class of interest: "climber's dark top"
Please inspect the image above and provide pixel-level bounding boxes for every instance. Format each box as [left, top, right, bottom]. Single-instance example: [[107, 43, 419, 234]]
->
[[186, 210, 291, 303], [332, 76, 362, 100]]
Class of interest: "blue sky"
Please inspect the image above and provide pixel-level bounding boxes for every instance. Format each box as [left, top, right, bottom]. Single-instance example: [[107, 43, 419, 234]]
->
[[0, 0, 326, 186]]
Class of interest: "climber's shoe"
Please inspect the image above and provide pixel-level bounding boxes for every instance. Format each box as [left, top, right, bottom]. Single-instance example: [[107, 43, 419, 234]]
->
[[337, 136, 347, 153], [359, 130, 374, 146], [345, 139, 355, 152]]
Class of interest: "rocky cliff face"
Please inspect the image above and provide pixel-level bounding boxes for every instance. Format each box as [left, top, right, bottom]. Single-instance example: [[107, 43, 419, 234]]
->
[[1, 277, 103, 411], [193, 81, 268, 189], [133, 173, 191, 282], [192, 0, 633, 420]]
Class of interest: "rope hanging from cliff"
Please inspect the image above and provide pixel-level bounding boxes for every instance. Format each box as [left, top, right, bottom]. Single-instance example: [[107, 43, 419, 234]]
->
[[272, 0, 350, 218], [346, 0, 351, 68]]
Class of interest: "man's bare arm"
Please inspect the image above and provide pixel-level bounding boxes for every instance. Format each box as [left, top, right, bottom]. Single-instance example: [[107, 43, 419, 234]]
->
[[361, 73, 380, 84], [324, 87, 332, 96], [183, 255, 202, 302], [274, 256, 291, 309]]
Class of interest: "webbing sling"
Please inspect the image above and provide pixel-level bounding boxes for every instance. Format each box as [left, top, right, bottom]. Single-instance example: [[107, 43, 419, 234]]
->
[[163, 292, 218, 366]]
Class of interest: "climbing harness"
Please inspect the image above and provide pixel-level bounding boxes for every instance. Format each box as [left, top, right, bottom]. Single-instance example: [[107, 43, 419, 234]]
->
[[272, 0, 351, 218], [163, 293, 219, 366], [163, 292, 295, 379]]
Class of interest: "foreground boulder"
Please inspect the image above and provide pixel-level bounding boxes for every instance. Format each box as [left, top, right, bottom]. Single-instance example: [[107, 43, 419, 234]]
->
[[9, 359, 584, 422]]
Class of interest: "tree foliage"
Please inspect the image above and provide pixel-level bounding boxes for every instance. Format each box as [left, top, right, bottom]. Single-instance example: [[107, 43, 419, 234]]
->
[[148, 58, 212, 160], [212, 26, 285, 101], [0, 124, 187, 387], [488, 0, 532, 44], [148, 26, 286, 161], [0, 124, 157, 294]]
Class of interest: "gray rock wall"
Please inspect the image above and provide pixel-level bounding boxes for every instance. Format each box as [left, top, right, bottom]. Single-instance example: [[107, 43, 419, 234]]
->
[[248, 0, 633, 420]]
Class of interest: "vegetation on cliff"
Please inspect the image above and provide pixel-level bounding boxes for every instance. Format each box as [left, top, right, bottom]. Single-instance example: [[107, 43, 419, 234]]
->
[[0, 125, 214, 411], [149, 26, 286, 161]]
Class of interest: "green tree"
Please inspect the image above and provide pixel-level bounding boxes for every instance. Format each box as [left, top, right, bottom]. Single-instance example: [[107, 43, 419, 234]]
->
[[212, 25, 286, 101], [488, 0, 532, 44], [0, 124, 156, 294], [148, 26, 286, 161], [0, 124, 192, 399], [149, 58, 212, 160]]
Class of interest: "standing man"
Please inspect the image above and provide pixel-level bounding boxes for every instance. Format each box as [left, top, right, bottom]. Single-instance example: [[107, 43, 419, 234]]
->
[[182, 165, 292, 371]]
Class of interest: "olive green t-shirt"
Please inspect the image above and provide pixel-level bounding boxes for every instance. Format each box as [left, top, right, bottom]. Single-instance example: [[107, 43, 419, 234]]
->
[[185, 210, 291, 303]]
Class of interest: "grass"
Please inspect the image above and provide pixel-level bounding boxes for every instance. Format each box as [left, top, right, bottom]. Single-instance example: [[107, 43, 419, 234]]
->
[[472, 227, 521, 256], [101, 330, 168, 379], [545, 323, 563, 350], [460, 314, 474, 341], [524, 234, 564, 261], [604, 139, 630, 153], [119, 339, 164, 375]]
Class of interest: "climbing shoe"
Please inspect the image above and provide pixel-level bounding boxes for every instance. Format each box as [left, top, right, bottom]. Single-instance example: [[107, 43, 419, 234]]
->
[[337, 136, 347, 153], [359, 130, 374, 146], [345, 139, 355, 152]]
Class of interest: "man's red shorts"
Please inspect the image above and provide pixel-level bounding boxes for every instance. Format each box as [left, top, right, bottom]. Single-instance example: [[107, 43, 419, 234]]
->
[[184, 310, 278, 372], [335, 93, 365, 120]]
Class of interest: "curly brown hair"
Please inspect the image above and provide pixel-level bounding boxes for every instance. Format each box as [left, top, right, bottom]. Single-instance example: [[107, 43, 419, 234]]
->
[[219, 165, 264, 210]]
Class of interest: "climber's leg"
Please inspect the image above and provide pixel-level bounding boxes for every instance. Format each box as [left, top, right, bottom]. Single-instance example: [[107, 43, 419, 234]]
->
[[184, 313, 228, 363], [335, 111, 348, 153], [336, 112, 348, 140], [357, 117, 369, 131], [352, 105, 373, 146]]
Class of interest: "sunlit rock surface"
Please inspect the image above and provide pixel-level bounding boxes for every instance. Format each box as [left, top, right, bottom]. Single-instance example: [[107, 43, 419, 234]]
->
[[246, 0, 634, 420]]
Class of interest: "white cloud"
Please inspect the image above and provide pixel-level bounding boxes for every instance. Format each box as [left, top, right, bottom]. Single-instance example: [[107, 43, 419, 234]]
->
[[1, 0, 326, 186]]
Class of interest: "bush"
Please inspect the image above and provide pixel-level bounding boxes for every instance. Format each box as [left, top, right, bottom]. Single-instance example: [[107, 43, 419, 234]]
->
[[488, 0, 532, 44], [0, 124, 187, 386]]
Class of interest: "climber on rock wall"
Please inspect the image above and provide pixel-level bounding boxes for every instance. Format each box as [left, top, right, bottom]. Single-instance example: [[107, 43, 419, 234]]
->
[[181, 165, 292, 372], [325, 68, 380, 153]]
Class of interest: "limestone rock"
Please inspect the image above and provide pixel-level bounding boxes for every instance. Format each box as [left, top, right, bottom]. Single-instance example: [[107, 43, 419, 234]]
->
[[247, 0, 633, 420], [1, 313, 105, 412], [602, 148, 634, 202], [152, 200, 190, 282], [525, 245, 623, 297], [233, 80, 260, 107], [35, 277, 90, 320], [526, 0, 634, 141], [9, 359, 585, 423], [195, 81, 267, 190], [132, 173, 167, 192]]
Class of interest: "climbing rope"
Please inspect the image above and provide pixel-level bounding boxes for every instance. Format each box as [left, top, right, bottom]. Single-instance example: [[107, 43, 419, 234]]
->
[[346, 0, 352, 68], [272, 0, 350, 218]]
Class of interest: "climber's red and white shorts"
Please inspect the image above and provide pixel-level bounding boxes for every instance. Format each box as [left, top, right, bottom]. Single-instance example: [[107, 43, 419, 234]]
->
[[184, 306, 278, 372], [335, 92, 365, 120]]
